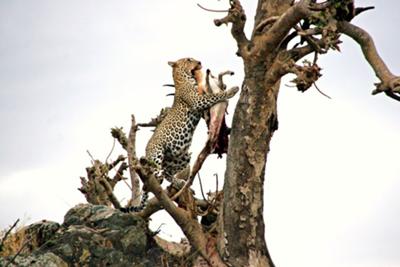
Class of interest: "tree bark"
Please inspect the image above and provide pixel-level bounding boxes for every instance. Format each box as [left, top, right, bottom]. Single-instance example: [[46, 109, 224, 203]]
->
[[221, 56, 279, 266]]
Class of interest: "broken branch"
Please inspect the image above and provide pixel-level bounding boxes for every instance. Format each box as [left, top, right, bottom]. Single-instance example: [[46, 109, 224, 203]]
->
[[127, 115, 142, 206]]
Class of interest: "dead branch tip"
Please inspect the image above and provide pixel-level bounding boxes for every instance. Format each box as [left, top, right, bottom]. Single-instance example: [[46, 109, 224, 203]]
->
[[197, 3, 229, 13]]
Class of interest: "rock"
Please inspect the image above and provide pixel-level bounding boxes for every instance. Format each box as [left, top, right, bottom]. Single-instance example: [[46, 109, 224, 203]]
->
[[0, 252, 68, 267], [0, 204, 186, 266]]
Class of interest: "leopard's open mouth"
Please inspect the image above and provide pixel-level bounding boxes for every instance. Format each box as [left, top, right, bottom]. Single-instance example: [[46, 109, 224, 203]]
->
[[191, 62, 202, 76]]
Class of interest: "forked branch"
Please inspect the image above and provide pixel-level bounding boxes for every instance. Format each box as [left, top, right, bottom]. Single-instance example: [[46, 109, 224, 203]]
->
[[253, 0, 313, 52]]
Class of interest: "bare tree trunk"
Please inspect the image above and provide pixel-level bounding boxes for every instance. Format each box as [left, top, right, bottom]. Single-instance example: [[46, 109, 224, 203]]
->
[[221, 56, 279, 266], [217, 0, 400, 265]]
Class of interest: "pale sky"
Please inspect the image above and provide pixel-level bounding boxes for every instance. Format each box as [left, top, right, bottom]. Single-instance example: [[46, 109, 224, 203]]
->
[[0, 1, 399, 267]]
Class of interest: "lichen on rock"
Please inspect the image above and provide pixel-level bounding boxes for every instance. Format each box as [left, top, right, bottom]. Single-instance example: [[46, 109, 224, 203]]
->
[[0, 204, 186, 266]]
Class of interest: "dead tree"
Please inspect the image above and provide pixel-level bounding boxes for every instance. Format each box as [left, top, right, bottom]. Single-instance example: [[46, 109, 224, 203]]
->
[[79, 1, 399, 266], [207, 1, 399, 267]]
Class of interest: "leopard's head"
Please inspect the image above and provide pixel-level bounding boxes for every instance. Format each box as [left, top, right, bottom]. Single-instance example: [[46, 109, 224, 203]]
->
[[168, 58, 202, 86]]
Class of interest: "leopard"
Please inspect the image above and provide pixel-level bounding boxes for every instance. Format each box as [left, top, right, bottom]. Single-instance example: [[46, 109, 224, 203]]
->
[[121, 58, 239, 212]]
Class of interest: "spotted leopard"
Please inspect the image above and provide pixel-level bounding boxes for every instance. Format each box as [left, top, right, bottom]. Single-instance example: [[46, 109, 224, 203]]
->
[[122, 58, 239, 212]]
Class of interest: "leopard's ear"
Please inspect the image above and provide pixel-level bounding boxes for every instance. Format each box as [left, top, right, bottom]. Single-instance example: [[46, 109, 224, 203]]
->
[[168, 61, 176, 67]]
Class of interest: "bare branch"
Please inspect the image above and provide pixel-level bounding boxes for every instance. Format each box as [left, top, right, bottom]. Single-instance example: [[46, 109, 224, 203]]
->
[[214, 0, 250, 58], [127, 115, 142, 206], [293, 25, 323, 53], [137, 108, 170, 128], [197, 173, 210, 204], [337, 21, 400, 100], [79, 157, 126, 207], [135, 159, 226, 267], [86, 150, 95, 163], [254, 0, 313, 51], [104, 138, 116, 163], [111, 162, 128, 187], [383, 90, 400, 101], [99, 177, 121, 209], [354, 6, 375, 18], [93, 161, 121, 209], [254, 16, 280, 33], [309, 0, 331, 11], [214, 173, 219, 194], [137, 190, 173, 218], [197, 3, 229, 13], [111, 121, 142, 206], [0, 219, 20, 252], [137, 187, 211, 219], [110, 127, 128, 150], [106, 155, 126, 170]]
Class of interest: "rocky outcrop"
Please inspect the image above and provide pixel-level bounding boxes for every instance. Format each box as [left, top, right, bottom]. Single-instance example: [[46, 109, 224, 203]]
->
[[0, 204, 186, 266]]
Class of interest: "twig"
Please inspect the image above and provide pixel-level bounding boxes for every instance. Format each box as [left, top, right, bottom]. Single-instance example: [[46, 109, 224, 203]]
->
[[197, 3, 229, 13], [214, 173, 219, 193], [313, 82, 331, 99], [122, 178, 133, 191], [111, 162, 128, 186], [107, 155, 126, 170], [105, 138, 116, 164], [197, 173, 210, 204], [313, 51, 318, 65], [0, 219, 20, 252], [294, 25, 322, 53], [86, 150, 95, 164], [154, 223, 166, 236], [354, 6, 375, 18]]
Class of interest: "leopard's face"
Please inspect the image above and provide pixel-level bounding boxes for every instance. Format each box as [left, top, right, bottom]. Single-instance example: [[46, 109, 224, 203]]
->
[[168, 58, 202, 89]]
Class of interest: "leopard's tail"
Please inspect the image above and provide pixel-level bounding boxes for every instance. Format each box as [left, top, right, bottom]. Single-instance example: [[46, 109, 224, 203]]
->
[[119, 192, 149, 213]]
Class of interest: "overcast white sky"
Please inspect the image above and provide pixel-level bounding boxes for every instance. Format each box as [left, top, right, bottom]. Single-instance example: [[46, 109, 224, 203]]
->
[[0, 1, 399, 266]]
